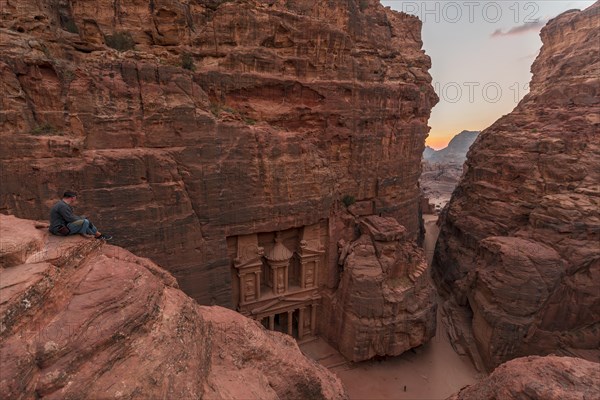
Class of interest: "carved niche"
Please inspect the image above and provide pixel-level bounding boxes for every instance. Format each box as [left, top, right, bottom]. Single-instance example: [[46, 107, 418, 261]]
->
[[265, 233, 293, 295], [294, 223, 325, 289], [233, 234, 263, 305]]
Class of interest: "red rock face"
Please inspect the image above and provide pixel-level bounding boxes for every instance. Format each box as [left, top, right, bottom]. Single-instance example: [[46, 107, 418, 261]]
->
[[0, 214, 348, 399], [321, 216, 436, 361], [433, 3, 600, 371], [0, 0, 437, 310], [447, 355, 600, 400]]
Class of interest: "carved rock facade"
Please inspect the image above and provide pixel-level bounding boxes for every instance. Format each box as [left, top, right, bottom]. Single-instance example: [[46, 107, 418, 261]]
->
[[228, 222, 326, 340]]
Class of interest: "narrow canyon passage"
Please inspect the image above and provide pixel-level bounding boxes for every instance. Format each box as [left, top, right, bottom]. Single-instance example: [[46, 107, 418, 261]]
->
[[302, 214, 482, 400]]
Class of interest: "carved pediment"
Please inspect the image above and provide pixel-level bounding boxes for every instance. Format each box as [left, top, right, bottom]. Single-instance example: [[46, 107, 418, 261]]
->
[[234, 234, 264, 269], [246, 293, 321, 315], [300, 223, 324, 252], [234, 256, 262, 269], [298, 241, 325, 257]]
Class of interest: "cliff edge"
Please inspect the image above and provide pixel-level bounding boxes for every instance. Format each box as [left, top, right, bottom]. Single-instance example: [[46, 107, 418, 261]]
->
[[0, 214, 347, 399]]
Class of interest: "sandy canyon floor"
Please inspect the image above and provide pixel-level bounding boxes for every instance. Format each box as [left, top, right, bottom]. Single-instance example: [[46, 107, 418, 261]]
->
[[301, 215, 482, 399]]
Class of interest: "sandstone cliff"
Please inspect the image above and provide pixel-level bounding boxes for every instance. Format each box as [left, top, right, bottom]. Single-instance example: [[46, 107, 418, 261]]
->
[[0, 0, 437, 310], [447, 356, 600, 400], [0, 214, 347, 399], [433, 2, 600, 370]]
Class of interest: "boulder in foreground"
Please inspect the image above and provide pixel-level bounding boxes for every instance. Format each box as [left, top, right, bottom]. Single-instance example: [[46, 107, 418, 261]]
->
[[447, 355, 600, 400]]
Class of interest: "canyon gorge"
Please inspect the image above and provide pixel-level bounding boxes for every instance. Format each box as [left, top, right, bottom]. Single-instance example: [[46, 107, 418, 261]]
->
[[1, 0, 599, 399], [433, 1, 600, 372]]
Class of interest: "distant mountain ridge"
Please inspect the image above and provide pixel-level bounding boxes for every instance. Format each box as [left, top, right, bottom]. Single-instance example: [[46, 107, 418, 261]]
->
[[424, 130, 480, 164], [423, 146, 436, 159]]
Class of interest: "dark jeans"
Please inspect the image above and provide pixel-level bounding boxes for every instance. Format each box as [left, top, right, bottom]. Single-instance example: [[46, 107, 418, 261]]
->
[[67, 219, 98, 236]]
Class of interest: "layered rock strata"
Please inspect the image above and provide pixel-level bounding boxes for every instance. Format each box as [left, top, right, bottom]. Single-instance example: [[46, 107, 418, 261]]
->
[[0, 0, 437, 311], [447, 356, 600, 400], [433, 2, 600, 370], [321, 215, 436, 361], [0, 214, 347, 399]]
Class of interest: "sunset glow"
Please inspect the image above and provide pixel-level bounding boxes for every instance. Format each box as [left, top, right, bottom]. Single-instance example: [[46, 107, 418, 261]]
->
[[383, 0, 595, 150], [425, 134, 454, 150]]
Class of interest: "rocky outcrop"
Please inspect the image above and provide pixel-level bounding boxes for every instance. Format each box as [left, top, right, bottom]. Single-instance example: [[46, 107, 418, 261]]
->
[[0, 0, 437, 309], [447, 356, 600, 400], [433, 2, 600, 370], [0, 214, 347, 399], [321, 215, 436, 361]]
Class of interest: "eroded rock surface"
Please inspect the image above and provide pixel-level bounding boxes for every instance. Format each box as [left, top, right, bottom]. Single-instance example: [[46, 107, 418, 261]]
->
[[0, 214, 347, 399], [0, 0, 437, 308], [447, 356, 600, 400], [433, 3, 600, 370], [321, 215, 436, 361]]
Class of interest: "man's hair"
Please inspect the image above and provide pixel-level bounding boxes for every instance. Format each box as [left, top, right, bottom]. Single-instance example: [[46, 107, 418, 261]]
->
[[63, 191, 77, 198]]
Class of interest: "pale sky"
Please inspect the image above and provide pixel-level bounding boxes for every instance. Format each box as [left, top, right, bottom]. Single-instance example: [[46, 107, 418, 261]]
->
[[380, 0, 596, 149]]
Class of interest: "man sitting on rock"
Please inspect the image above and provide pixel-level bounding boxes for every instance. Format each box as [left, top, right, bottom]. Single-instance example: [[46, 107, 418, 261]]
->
[[49, 191, 112, 240]]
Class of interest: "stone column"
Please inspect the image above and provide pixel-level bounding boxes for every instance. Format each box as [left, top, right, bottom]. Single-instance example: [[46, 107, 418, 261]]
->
[[287, 310, 293, 335], [299, 261, 305, 288], [269, 315, 275, 331], [271, 268, 277, 295], [254, 271, 261, 299], [298, 307, 305, 339], [310, 303, 317, 336], [284, 266, 289, 292], [238, 273, 245, 304]]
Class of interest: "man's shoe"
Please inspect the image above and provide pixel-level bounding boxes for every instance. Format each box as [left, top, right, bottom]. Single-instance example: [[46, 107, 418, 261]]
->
[[96, 234, 113, 241]]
